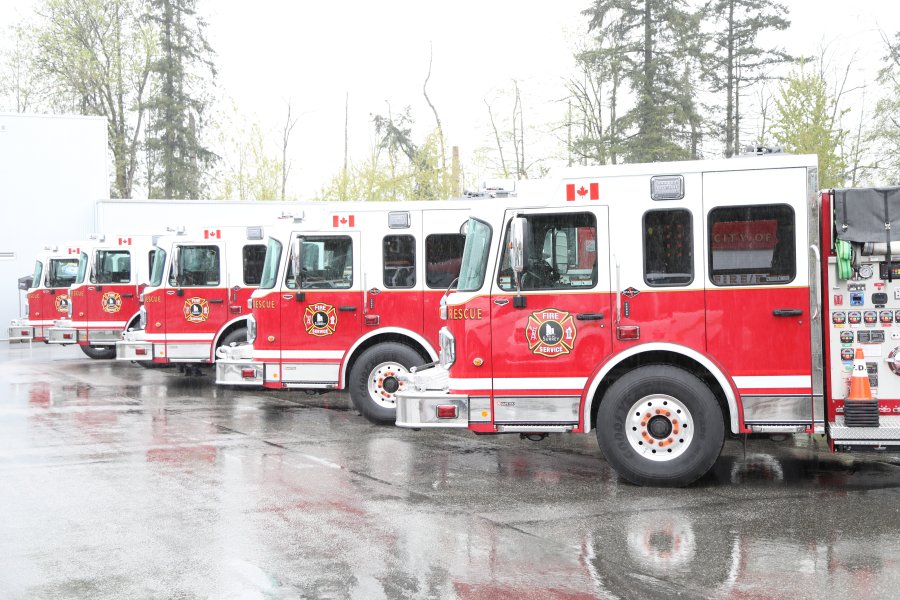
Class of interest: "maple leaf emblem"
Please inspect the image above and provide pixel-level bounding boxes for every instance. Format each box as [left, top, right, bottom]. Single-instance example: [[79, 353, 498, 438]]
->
[[577, 186, 588, 197]]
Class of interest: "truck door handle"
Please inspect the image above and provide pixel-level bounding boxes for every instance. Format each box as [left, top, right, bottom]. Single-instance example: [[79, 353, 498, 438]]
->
[[122, 293, 134, 298], [576, 312, 605, 321], [773, 308, 803, 317], [339, 306, 357, 312], [208, 299, 224, 304]]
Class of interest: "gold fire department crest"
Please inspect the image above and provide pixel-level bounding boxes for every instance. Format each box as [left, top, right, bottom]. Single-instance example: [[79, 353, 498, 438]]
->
[[101, 291, 123, 314], [525, 308, 577, 358], [54, 294, 69, 313], [304, 303, 337, 337], [183, 297, 210, 323]]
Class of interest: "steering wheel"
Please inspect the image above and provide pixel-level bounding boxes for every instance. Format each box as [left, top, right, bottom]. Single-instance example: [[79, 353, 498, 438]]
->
[[524, 259, 560, 288]]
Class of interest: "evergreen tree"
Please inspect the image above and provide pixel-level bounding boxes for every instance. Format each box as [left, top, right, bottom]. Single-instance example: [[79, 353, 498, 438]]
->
[[871, 32, 900, 184], [703, 0, 792, 157], [580, 0, 701, 163], [145, 0, 216, 199]]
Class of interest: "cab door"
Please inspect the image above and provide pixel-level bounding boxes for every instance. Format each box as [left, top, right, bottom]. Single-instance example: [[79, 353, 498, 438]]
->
[[279, 231, 362, 385], [163, 242, 228, 359], [489, 207, 613, 428], [703, 168, 814, 427]]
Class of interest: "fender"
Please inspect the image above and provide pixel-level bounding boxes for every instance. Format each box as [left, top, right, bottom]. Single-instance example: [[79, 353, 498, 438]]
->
[[339, 326, 439, 387], [210, 315, 251, 361], [582, 342, 741, 434], [124, 310, 142, 331]]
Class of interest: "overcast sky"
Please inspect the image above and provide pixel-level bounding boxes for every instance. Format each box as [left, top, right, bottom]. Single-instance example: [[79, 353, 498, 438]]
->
[[4, 1, 900, 198]]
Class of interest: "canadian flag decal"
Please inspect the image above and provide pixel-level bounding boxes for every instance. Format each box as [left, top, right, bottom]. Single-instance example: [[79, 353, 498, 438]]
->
[[333, 214, 355, 228], [117, 237, 132, 246], [204, 229, 221, 239], [67, 247, 80, 255], [565, 182, 599, 201]]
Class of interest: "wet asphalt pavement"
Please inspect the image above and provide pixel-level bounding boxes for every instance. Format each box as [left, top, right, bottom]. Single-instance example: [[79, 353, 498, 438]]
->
[[2, 344, 900, 600]]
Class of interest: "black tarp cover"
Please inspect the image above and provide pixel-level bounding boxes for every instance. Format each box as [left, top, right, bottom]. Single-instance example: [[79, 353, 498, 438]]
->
[[834, 187, 900, 243]]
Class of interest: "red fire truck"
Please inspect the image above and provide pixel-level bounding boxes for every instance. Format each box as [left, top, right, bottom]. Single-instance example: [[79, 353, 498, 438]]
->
[[46, 234, 158, 358], [116, 226, 268, 369], [396, 153, 900, 486], [215, 200, 476, 423], [8, 244, 84, 344]]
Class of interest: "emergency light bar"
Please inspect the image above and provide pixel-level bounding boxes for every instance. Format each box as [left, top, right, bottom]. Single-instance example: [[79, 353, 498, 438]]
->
[[650, 175, 684, 201]]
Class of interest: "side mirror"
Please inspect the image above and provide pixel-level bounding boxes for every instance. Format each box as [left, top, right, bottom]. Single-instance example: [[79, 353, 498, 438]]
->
[[509, 217, 527, 275], [170, 246, 180, 287], [290, 237, 304, 287]]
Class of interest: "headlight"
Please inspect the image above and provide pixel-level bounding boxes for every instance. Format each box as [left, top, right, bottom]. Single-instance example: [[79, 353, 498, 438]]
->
[[439, 327, 455, 369], [138, 306, 147, 329], [247, 314, 257, 344]]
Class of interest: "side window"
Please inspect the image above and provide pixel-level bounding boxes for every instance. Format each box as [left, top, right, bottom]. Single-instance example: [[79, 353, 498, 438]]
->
[[148, 250, 157, 279], [47, 259, 79, 288], [242, 244, 267, 286], [708, 204, 796, 286], [170, 245, 220, 287], [286, 236, 353, 290], [498, 212, 597, 291], [92, 250, 131, 284], [426, 234, 465, 289], [643, 209, 693, 286], [383, 235, 416, 289]]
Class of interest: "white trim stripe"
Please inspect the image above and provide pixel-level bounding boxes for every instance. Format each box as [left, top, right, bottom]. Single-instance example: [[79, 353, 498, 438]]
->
[[144, 333, 216, 341], [733, 375, 812, 389], [71, 321, 127, 327], [449, 377, 588, 391], [254, 349, 345, 359]]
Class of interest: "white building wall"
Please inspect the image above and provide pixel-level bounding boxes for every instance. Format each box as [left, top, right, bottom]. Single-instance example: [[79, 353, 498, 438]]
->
[[0, 113, 108, 335]]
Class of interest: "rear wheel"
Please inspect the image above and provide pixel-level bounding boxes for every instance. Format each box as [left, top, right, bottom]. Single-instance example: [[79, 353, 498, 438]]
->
[[349, 342, 425, 424], [597, 365, 724, 487], [216, 328, 247, 353], [79, 344, 117, 360]]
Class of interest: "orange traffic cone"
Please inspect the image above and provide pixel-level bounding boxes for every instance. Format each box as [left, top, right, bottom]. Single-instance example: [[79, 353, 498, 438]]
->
[[845, 347, 879, 427]]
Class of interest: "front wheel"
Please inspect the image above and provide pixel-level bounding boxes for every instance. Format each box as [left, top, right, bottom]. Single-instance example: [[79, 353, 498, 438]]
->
[[79, 344, 117, 360], [349, 342, 425, 424], [596, 365, 724, 487]]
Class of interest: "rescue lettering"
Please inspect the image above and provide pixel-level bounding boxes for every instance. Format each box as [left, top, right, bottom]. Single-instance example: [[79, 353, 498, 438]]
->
[[253, 299, 277, 309], [447, 307, 483, 320], [143, 296, 161, 303]]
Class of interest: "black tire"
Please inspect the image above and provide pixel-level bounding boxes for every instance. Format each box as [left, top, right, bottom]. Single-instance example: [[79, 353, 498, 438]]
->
[[349, 342, 426, 425], [596, 365, 724, 487], [79, 344, 117, 360], [216, 328, 247, 353]]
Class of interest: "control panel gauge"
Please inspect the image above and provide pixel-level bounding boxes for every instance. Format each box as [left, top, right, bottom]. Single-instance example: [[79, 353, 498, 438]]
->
[[858, 264, 874, 279]]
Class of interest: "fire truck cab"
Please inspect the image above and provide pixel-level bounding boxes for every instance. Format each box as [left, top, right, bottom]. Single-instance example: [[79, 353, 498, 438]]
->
[[46, 234, 158, 359], [116, 226, 267, 367], [8, 244, 84, 343], [215, 201, 474, 423], [395, 154, 900, 486]]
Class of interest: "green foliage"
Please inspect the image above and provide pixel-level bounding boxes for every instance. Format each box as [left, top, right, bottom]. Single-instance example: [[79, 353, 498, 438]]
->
[[316, 128, 451, 202], [870, 33, 900, 185], [31, 0, 156, 198], [145, 0, 217, 199], [770, 64, 847, 188], [213, 108, 284, 200]]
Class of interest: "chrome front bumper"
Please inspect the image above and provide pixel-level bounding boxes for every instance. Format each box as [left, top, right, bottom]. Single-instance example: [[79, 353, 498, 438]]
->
[[395, 365, 469, 428], [215, 343, 263, 385], [47, 320, 77, 344], [7, 320, 33, 343], [116, 330, 153, 361]]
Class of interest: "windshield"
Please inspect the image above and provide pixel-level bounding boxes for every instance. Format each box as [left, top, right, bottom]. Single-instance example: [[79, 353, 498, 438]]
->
[[149, 248, 167, 287], [76, 252, 88, 284], [91, 250, 131, 284], [457, 218, 492, 292], [259, 238, 282, 290], [46, 258, 79, 288], [32, 261, 44, 288]]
